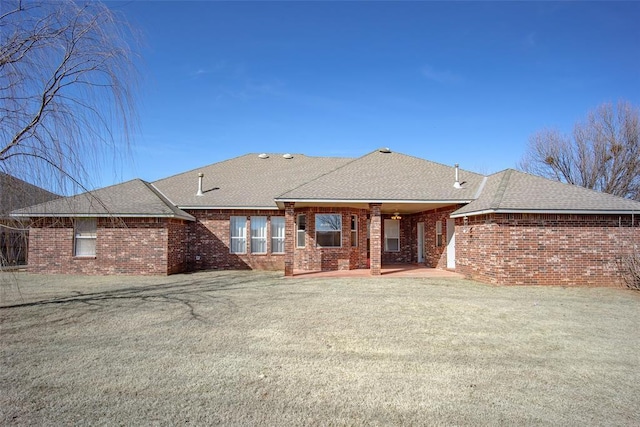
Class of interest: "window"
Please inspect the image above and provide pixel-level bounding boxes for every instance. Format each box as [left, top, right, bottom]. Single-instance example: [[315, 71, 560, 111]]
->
[[351, 215, 358, 247], [316, 214, 342, 247], [296, 214, 306, 248], [436, 220, 443, 247], [250, 216, 267, 253], [271, 217, 285, 254], [74, 218, 97, 257], [384, 219, 400, 252], [230, 216, 247, 254]]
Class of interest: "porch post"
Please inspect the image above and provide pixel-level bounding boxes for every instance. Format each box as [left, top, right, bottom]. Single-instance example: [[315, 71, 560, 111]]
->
[[284, 202, 295, 276], [369, 203, 382, 275]]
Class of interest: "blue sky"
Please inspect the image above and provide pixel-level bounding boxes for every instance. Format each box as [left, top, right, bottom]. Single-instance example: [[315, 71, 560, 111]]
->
[[101, 1, 640, 188]]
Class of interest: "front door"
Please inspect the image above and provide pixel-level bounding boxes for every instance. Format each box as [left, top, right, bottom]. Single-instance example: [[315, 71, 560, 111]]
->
[[417, 222, 425, 263], [446, 218, 455, 269]]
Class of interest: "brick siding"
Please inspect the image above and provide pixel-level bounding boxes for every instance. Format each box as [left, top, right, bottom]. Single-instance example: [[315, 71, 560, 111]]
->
[[292, 207, 369, 272], [456, 213, 640, 286], [25, 207, 640, 286], [185, 209, 286, 271], [27, 217, 189, 275]]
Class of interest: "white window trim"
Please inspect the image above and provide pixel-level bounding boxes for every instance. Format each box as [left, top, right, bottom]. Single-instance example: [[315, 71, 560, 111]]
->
[[296, 214, 306, 248], [436, 220, 443, 247], [384, 219, 400, 252], [351, 214, 358, 247], [315, 213, 342, 248], [230, 216, 247, 254], [74, 218, 97, 257], [250, 216, 267, 254], [271, 216, 285, 254]]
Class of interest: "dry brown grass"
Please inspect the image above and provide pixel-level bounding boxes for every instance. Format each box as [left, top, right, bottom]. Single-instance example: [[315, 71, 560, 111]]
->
[[1, 271, 639, 425]]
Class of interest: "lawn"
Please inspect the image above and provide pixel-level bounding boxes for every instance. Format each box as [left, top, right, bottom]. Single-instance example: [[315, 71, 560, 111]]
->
[[1, 271, 639, 425]]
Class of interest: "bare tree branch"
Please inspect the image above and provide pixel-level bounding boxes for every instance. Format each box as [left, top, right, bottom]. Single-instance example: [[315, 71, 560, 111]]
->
[[518, 101, 640, 201], [0, 0, 140, 195]]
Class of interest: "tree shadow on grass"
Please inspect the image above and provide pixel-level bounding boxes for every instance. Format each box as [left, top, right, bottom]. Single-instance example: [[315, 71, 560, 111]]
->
[[0, 271, 283, 323]]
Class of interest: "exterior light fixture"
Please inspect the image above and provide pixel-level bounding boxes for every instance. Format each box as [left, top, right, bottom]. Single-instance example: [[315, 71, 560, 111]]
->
[[391, 212, 402, 220]]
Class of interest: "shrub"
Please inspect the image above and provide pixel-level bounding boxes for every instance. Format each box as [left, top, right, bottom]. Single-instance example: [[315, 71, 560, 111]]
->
[[620, 252, 640, 290]]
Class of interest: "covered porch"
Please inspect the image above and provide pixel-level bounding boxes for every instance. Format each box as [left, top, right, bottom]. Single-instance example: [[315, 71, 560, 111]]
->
[[281, 201, 463, 276]]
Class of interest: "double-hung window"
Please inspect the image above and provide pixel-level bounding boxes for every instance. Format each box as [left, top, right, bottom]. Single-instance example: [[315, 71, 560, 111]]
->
[[296, 214, 306, 248], [230, 216, 247, 254], [351, 215, 358, 247], [271, 217, 285, 254], [250, 216, 267, 254], [436, 220, 443, 247], [316, 214, 342, 247], [384, 219, 400, 252], [74, 218, 97, 257]]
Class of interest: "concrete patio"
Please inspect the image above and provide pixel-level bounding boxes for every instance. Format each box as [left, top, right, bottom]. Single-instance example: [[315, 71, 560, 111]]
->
[[291, 264, 464, 278]]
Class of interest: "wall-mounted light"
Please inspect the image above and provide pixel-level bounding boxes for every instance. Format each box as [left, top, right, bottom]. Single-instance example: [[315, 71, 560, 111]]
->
[[391, 212, 402, 220]]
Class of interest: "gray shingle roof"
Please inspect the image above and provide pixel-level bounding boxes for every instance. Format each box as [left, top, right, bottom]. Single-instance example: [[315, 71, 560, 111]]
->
[[11, 151, 639, 219], [1, 173, 59, 216], [152, 153, 352, 208], [452, 169, 640, 217], [277, 150, 486, 201], [12, 179, 194, 221]]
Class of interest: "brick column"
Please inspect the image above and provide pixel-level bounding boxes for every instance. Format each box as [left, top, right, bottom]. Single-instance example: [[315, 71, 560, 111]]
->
[[369, 203, 382, 275], [284, 202, 295, 276]]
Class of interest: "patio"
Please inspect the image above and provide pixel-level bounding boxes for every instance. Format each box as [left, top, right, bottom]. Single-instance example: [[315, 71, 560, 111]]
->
[[291, 264, 464, 278]]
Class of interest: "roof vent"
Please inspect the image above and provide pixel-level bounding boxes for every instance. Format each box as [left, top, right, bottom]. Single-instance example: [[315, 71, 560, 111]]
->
[[283, 153, 293, 159], [379, 147, 391, 153], [258, 153, 269, 159], [453, 164, 462, 189], [196, 172, 204, 196]]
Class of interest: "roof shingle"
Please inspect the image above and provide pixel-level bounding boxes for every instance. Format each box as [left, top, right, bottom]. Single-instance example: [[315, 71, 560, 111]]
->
[[452, 169, 640, 216], [12, 179, 194, 220]]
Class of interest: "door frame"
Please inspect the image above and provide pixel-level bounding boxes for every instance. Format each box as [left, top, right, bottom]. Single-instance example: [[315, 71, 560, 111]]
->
[[446, 218, 455, 269]]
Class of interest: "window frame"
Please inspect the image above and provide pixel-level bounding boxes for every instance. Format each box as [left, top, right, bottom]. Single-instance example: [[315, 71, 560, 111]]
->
[[230, 216, 247, 254], [350, 214, 358, 247], [315, 213, 342, 248], [296, 214, 306, 248], [436, 220, 443, 247], [270, 216, 285, 254], [250, 216, 267, 254], [384, 219, 400, 252], [74, 218, 97, 257]]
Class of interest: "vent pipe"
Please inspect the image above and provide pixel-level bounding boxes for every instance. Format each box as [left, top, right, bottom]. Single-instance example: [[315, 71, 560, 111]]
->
[[453, 164, 462, 189], [196, 172, 204, 196]]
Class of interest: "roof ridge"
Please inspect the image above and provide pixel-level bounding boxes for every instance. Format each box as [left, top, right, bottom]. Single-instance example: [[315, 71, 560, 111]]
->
[[274, 153, 365, 199], [143, 181, 195, 221], [490, 169, 513, 210]]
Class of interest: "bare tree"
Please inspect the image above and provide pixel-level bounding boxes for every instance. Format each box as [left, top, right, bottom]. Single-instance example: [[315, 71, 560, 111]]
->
[[519, 101, 640, 200], [0, 0, 140, 195]]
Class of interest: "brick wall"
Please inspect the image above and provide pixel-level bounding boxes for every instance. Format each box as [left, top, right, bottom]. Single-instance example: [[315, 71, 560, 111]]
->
[[456, 213, 640, 286], [27, 217, 189, 275], [186, 209, 285, 271], [292, 207, 369, 272]]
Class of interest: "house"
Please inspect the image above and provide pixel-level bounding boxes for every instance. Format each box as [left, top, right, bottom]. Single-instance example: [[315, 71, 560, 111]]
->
[[1, 173, 59, 266], [12, 149, 640, 286]]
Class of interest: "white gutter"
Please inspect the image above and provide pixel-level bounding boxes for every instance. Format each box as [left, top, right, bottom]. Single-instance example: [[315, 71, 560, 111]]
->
[[274, 198, 473, 204], [177, 206, 280, 210], [451, 208, 640, 218], [10, 213, 196, 220]]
